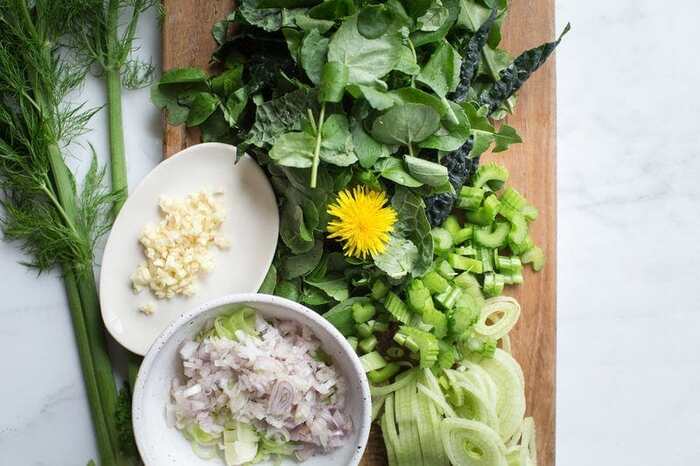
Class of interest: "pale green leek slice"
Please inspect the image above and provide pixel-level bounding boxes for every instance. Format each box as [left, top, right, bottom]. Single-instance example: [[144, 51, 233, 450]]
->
[[371, 368, 418, 397]]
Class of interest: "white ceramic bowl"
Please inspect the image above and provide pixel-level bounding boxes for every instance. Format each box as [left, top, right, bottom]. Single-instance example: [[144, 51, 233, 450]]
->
[[133, 293, 372, 466], [100, 143, 279, 355]]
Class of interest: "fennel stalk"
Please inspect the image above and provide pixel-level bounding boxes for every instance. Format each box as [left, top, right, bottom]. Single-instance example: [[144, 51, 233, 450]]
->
[[0, 1, 125, 464]]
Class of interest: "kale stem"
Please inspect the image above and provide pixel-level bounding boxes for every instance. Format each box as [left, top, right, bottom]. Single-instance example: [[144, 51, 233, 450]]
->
[[63, 268, 118, 466], [310, 103, 326, 189], [105, 67, 128, 217]]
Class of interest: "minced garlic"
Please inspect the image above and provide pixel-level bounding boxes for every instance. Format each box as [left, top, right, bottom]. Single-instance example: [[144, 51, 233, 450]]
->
[[138, 302, 156, 316], [131, 190, 228, 301]]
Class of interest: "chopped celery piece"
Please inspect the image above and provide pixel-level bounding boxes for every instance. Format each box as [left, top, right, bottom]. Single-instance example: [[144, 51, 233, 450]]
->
[[454, 245, 476, 256], [323, 297, 370, 336], [357, 322, 373, 338], [211, 306, 258, 341], [360, 351, 387, 372], [498, 203, 520, 222], [372, 279, 390, 300], [458, 186, 485, 210], [423, 271, 449, 294], [421, 307, 448, 338], [522, 204, 539, 221], [435, 286, 462, 310], [437, 340, 459, 369], [374, 321, 389, 332], [507, 214, 528, 245], [500, 186, 527, 210], [431, 227, 453, 253], [407, 279, 435, 314], [483, 273, 505, 297], [474, 222, 510, 248], [368, 362, 402, 384], [347, 336, 358, 351], [396, 327, 440, 368], [504, 273, 523, 285], [494, 254, 522, 273], [477, 246, 494, 272], [453, 271, 481, 290], [464, 335, 497, 359], [508, 235, 534, 255], [437, 259, 457, 279], [453, 227, 473, 244], [359, 335, 378, 353], [473, 162, 509, 190], [448, 254, 483, 273], [385, 292, 412, 324], [386, 346, 405, 359], [353, 302, 376, 323], [521, 246, 545, 271], [466, 194, 501, 225], [448, 305, 479, 339], [442, 215, 461, 239]]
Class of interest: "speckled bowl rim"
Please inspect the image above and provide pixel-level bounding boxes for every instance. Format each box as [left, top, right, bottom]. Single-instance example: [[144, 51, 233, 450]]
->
[[133, 292, 372, 466]]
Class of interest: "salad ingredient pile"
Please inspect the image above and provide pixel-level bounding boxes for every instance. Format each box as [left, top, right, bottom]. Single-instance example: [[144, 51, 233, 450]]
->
[[132, 190, 229, 307], [170, 306, 352, 465]]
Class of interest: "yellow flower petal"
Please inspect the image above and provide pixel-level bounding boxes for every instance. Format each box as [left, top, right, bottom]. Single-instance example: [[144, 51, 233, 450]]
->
[[326, 186, 397, 259]]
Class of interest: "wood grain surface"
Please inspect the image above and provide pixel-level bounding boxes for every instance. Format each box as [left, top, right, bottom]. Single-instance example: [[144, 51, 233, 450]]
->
[[161, 1, 557, 464]]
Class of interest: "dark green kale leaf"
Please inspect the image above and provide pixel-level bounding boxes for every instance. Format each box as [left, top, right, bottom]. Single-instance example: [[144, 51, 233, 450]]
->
[[424, 138, 479, 226], [246, 89, 318, 148], [449, 8, 497, 103], [479, 23, 571, 114]]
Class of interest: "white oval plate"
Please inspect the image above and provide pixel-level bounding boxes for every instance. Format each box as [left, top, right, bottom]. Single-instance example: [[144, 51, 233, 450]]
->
[[133, 293, 371, 466], [100, 143, 279, 355]]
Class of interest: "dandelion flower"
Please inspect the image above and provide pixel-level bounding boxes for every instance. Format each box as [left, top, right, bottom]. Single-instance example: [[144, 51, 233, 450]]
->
[[327, 186, 397, 259]]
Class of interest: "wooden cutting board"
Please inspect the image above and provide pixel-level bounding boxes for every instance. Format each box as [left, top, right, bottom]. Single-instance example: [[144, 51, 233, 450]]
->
[[161, 1, 557, 464]]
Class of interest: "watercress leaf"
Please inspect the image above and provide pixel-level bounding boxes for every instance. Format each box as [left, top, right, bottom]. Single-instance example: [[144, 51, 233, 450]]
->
[[282, 239, 324, 279], [393, 46, 421, 75], [411, 0, 459, 47], [309, 0, 357, 19], [457, 0, 492, 31], [269, 131, 316, 167], [404, 155, 450, 187], [221, 88, 249, 127], [327, 14, 403, 85], [300, 29, 330, 85], [390, 87, 448, 116], [417, 0, 449, 31], [370, 103, 441, 145], [462, 101, 496, 157], [357, 4, 392, 39], [375, 157, 424, 187], [481, 43, 512, 81], [416, 40, 462, 97], [186, 92, 219, 126], [402, 0, 432, 18], [319, 62, 348, 103], [372, 235, 418, 279], [391, 187, 434, 276], [210, 65, 244, 97], [280, 202, 316, 254], [419, 101, 470, 151], [151, 85, 189, 125], [302, 285, 333, 305], [238, 0, 283, 31], [258, 264, 278, 294], [275, 279, 301, 302], [350, 117, 391, 168], [346, 84, 395, 111], [159, 67, 208, 85], [323, 297, 371, 336], [305, 276, 350, 301], [479, 23, 571, 114], [294, 13, 336, 32], [283, 28, 303, 63], [319, 114, 357, 166], [492, 124, 522, 152], [247, 89, 317, 148], [200, 110, 234, 143]]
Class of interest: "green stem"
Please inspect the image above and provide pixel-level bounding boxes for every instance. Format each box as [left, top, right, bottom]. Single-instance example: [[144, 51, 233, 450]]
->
[[310, 103, 326, 189], [63, 268, 117, 466], [106, 67, 127, 217], [76, 267, 121, 460]]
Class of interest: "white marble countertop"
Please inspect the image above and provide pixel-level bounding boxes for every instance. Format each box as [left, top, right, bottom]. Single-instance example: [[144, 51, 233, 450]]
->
[[2, 1, 699, 465]]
